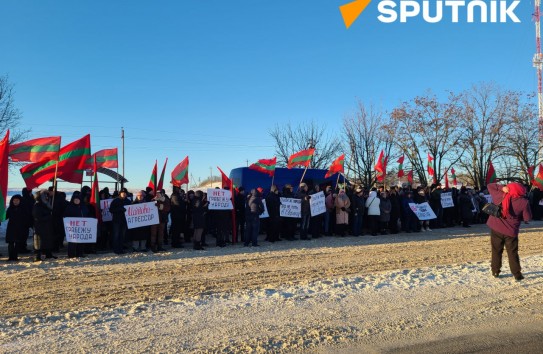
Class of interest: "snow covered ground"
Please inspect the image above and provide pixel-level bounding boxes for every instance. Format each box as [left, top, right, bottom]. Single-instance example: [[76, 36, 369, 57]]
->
[[1, 224, 542, 353]]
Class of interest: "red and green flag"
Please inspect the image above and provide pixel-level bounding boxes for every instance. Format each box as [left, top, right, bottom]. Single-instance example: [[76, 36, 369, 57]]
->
[[20, 134, 91, 189], [486, 160, 497, 185], [287, 148, 315, 169], [171, 156, 189, 187], [325, 154, 345, 178], [397, 155, 405, 178], [427, 153, 435, 177], [148, 160, 158, 192], [90, 155, 101, 222], [9, 136, 61, 162], [533, 164, 543, 189], [407, 170, 413, 184], [157, 158, 168, 191], [374, 150, 387, 182], [89, 148, 118, 169], [444, 169, 449, 189], [0, 130, 10, 221], [249, 157, 277, 177], [451, 167, 457, 186], [528, 165, 535, 183]]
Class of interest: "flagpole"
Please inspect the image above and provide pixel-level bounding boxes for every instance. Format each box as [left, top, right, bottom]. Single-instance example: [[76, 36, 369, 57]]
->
[[51, 161, 59, 209], [297, 165, 309, 194], [335, 173, 341, 191], [271, 174, 275, 189]]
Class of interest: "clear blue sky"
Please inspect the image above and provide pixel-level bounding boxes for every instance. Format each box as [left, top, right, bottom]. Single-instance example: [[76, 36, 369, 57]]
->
[[0, 0, 537, 190]]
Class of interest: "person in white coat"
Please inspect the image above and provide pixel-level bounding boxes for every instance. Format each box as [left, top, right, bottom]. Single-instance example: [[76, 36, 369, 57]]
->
[[365, 190, 381, 236]]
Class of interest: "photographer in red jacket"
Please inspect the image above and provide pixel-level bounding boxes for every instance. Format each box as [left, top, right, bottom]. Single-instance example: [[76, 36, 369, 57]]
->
[[486, 182, 532, 281]]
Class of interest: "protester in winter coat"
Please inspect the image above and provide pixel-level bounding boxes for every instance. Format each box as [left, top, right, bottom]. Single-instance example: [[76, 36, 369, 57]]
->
[[352, 187, 365, 236], [150, 190, 171, 252], [379, 192, 392, 235], [169, 188, 186, 248], [296, 183, 311, 240], [235, 187, 246, 243], [265, 185, 281, 242], [109, 188, 131, 254], [400, 191, 419, 233], [388, 187, 401, 234], [281, 184, 297, 240], [486, 182, 532, 281], [414, 187, 431, 231], [335, 190, 351, 236], [128, 191, 150, 252], [458, 187, 473, 228], [245, 189, 264, 247], [5, 195, 26, 261], [63, 191, 92, 258], [33, 190, 56, 261], [429, 183, 443, 228], [191, 190, 207, 250], [309, 185, 324, 238], [20, 187, 34, 253], [365, 190, 381, 236], [324, 186, 335, 236]]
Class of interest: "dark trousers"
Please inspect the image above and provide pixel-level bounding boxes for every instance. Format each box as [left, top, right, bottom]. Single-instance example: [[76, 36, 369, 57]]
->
[[369, 215, 380, 235], [491, 229, 521, 277], [300, 213, 310, 239], [353, 213, 363, 236], [67, 242, 85, 258], [245, 214, 260, 246], [267, 216, 281, 242], [112, 222, 127, 254], [8, 242, 19, 260]]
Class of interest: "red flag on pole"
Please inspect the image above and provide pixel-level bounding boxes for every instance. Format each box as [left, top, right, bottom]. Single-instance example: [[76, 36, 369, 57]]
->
[[325, 154, 345, 178], [374, 150, 387, 182], [486, 160, 497, 185], [171, 156, 189, 187], [397, 155, 405, 178], [90, 155, 101, 222], [249, 157, 277, 176], [451, 167, 457, 186], [9, 136, 61, 162], [287, 149, 315, 169], [444, 169, 449, 189], [528, 165, 535, 182], [148, 160, 158, 192], [0, 130, 9, 221], [217, 166, 232, 189], [157, 158, 168, 191], [533, 164, 543, 189], [88, 148, 118, 169], [407, 170, 413, 184]]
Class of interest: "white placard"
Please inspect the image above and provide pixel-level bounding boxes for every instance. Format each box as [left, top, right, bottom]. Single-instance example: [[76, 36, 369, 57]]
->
[[280, 197, 301, 218], [207, 189, 233, 210], [408, 202, 437, 221], [125, 202, 159, 229], [310, 191, 326, 217], [260, 199, 269, 219], [485, 195, 493, 204], [440, 192, 454, 208], [64, 217, 98, 243], [100, 198, 114, 222]]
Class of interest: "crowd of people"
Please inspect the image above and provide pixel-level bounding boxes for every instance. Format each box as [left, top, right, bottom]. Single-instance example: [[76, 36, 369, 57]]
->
[[2, 180, 541, 263]]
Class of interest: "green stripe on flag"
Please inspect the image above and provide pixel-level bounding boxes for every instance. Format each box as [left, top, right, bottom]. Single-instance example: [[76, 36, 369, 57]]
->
[[0, 189, 6, 221], [174, 167, 188, 180], [21, 160, 58, 179], [10, 145, 59, 154]]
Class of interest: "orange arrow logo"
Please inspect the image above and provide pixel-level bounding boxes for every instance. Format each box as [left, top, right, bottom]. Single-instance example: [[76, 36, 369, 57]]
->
[[339, 0, 372, 29]]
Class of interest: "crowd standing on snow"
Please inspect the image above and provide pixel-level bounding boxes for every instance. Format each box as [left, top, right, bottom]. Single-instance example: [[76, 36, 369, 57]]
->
[[2, 180, 540, 263]]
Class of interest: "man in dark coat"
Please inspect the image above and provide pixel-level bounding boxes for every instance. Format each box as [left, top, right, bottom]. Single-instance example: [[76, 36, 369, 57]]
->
[[245, 189, 264, 247], [486, 182, 532, 281], [265, 185, 281, 242], [109, 188, 131, 254], [19, 187, 35, 253], [5, 195, 26, 261], [458, 187, 473, 228], [169, 187, 187, 248], [235, 187, 246, 243], [33, 190, 56, 261], [296, 183, 311, 240]]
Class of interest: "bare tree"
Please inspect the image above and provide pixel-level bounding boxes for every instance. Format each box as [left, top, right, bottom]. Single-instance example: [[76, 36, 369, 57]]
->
[[269, 120, 342, 169], [343, 101, 393, 187], [388, 92, 464, 186], [502, 92, 540, 183], [0, 75, 28, 148], [457, 83, 513, 188]]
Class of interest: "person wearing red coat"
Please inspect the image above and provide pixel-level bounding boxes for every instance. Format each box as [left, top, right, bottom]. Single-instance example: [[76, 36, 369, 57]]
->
[[486, 182, 532, 281]]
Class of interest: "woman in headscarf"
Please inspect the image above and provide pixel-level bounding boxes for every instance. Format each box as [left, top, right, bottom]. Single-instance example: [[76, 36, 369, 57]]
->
[[64, 191, 92, 258], [33, 190, 56, 261], [486, 182, 531, 281], [5, 195, 26, 261]]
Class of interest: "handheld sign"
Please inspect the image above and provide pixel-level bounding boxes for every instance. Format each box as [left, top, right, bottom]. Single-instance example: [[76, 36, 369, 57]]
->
[[64, 217, 98, 243], [260, 199, 269, 219], [408, 202, 437, 221], [440, 192, 454, 208], [207, 189, 233, 210], [310, 191, 326, 216], [280, 197, 301, 218], [125, 202, 159, 229], [100, 198, 114, 222]]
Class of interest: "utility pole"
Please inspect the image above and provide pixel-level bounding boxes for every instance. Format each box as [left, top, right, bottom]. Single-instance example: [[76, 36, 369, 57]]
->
[[121, 127, 125, 190], [534, 0, 543, 162]]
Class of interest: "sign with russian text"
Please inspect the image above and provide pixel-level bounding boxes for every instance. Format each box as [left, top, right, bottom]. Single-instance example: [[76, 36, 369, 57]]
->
[[100, 198, 114, 222], [280, 197, 301, 218], [63, 217, 98, 243], [440, 192, 454, 208], [207, 189, 233, 210], [125, 202, 159, 229], [408, 202, 437, 221], [310, 191, 326, 216]]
